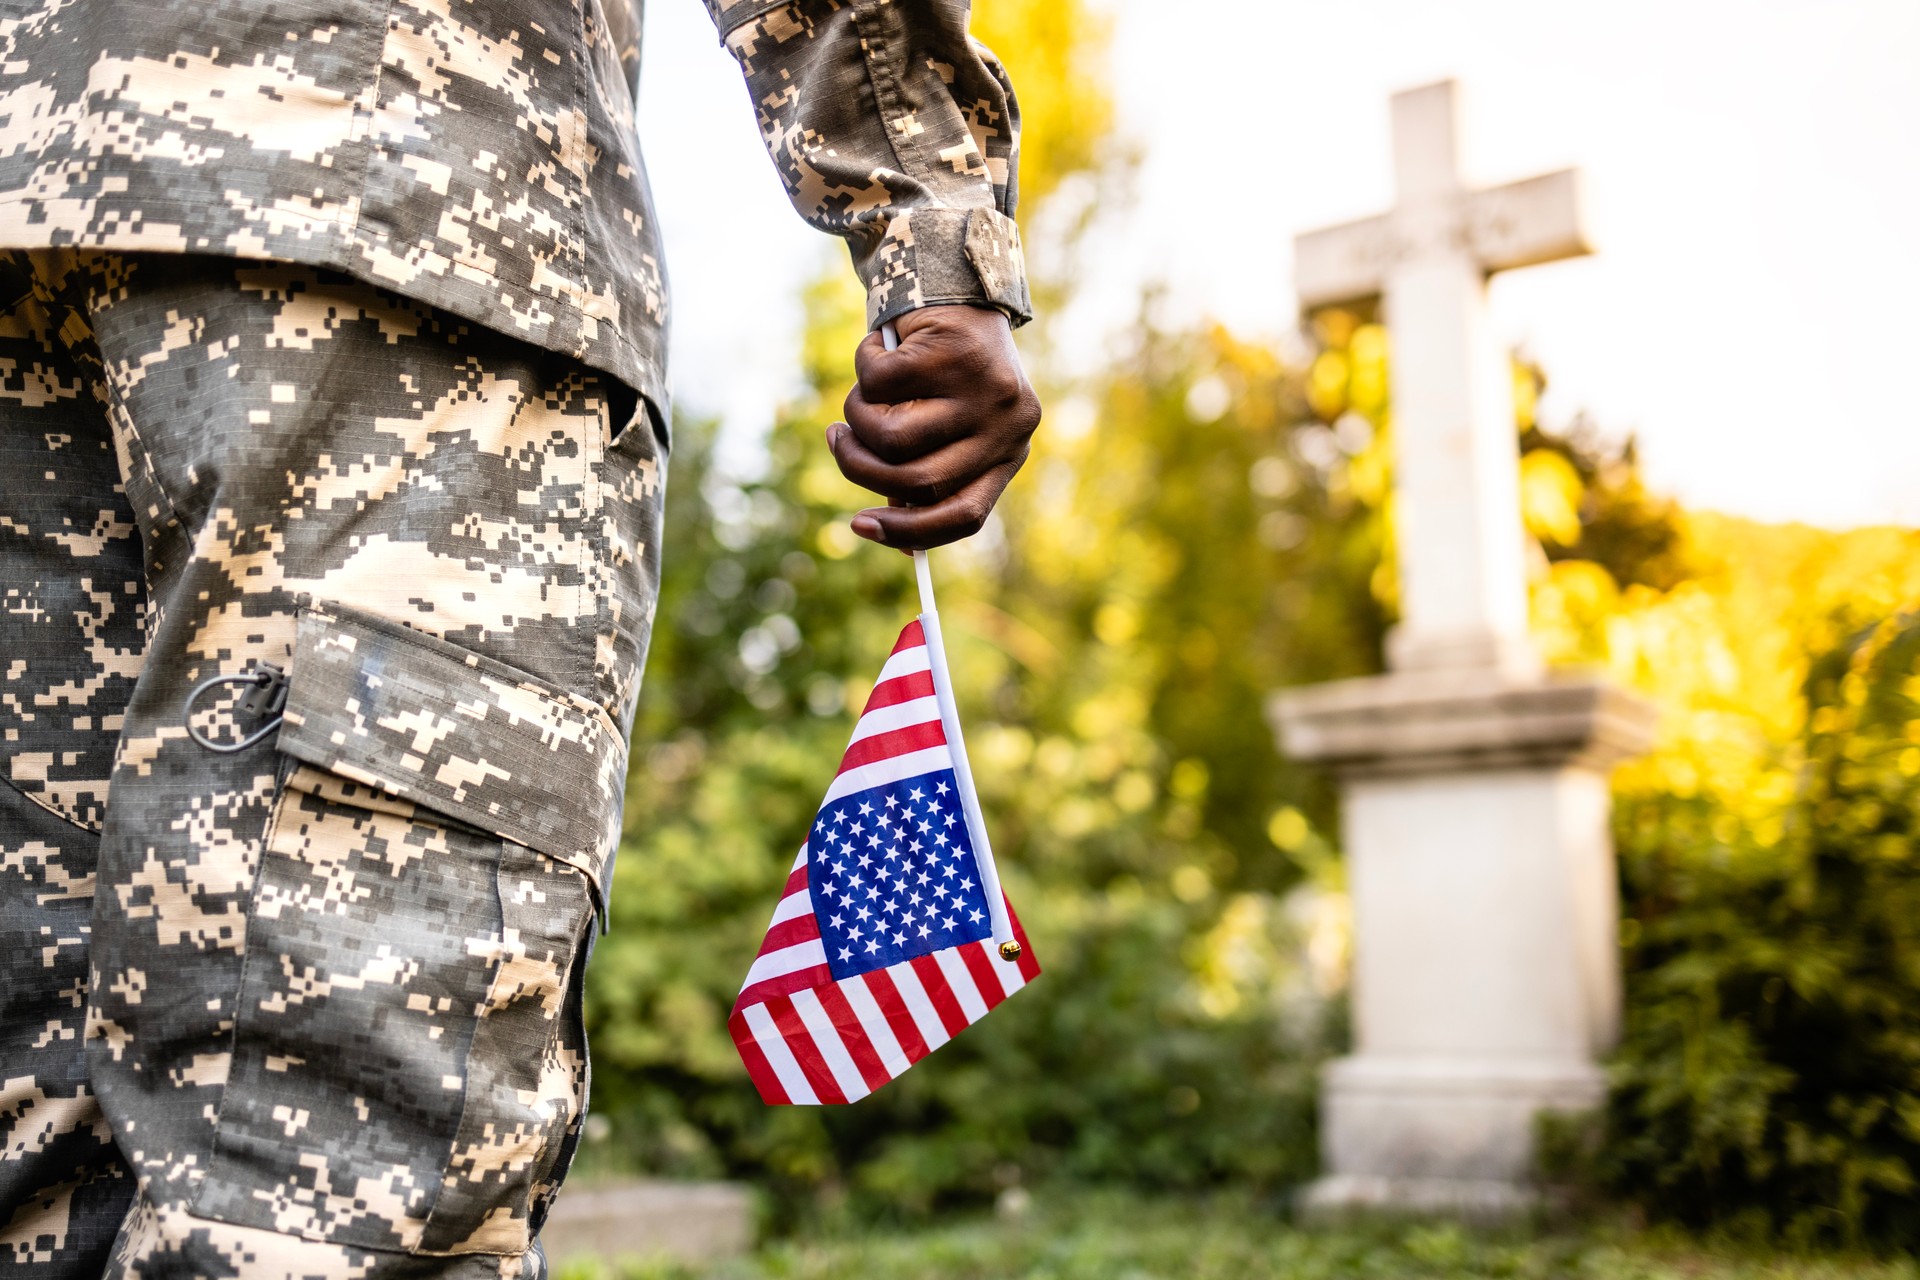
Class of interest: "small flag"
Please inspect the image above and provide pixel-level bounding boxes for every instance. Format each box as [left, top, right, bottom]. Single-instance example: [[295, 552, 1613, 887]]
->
[[729, 591, 1039, 1105]]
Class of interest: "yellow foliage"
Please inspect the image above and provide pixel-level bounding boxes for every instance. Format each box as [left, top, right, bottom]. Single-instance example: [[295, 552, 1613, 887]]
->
[[969, 0, 1115, 211], [1347, 325, 1390, 415], [1532, 513, 1920, 844], [1519, 448, 1585, 547]]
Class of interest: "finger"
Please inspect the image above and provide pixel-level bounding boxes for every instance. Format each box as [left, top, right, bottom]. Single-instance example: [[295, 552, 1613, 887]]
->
[[828, 421, 1016, 506], [842, 382, 979, 463], [850, 461, 1024, 551]]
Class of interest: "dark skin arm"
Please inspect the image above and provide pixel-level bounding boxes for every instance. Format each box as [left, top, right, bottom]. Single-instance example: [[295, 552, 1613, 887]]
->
[[828, 304, 1042, 551]]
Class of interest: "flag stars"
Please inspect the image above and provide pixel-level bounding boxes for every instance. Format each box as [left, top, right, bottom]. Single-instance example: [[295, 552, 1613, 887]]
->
[[808, 772, 994, 976]]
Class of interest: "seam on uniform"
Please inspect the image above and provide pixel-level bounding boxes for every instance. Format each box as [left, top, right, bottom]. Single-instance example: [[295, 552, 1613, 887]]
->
[[415, 833, 517, 1254], [849, 0, 929, 185], [576, 371, 601, 696], [191, 755, 293, 1223], [708, 0, 794, 39], [0, 770, 102, 838], [343, 0, 404, 253], [563, 0, 594, 362], [77, 256, 188, 541]]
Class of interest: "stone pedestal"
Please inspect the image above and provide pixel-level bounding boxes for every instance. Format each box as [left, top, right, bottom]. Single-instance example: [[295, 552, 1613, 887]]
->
[[539, 1179, 754, 1265], [1272, 668, 1655, 1217]]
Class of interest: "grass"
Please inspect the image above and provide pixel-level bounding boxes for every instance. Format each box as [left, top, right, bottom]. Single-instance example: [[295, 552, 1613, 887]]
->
[[552, 1190, 1917, 1280]]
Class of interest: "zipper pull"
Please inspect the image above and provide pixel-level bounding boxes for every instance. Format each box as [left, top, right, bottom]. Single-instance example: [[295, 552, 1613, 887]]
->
[[184, 662, 289, 754], [238, 662, 289, 718]]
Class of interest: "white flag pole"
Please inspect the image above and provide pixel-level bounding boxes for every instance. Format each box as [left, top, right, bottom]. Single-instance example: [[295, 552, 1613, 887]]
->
[[882, 321, 1019, 961]]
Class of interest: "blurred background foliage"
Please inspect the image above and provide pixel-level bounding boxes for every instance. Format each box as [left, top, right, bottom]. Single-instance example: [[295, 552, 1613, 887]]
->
[[580, 0, 1920, 1250]]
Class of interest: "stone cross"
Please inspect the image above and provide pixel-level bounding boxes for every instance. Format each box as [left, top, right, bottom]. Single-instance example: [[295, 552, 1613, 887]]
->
[[1274, 80, 1653, 1220], [1294, 80, 1591, 676]]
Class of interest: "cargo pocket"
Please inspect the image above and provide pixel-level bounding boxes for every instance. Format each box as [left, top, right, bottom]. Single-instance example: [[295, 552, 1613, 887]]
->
[[192, 600, 627, 1256]]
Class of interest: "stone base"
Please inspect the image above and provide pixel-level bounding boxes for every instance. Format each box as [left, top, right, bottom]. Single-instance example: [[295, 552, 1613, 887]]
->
[[1314, 1055, 1603, 1218], [1271, 666, 1657, 779], [1274, 663, 1649, 1228], [539, 1179, 754, 1265], [1296, 1173, 1543, 1225]]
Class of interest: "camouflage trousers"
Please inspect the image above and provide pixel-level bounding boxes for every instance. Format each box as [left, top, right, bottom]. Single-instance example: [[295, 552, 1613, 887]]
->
[[0, 251, 665, 1278]]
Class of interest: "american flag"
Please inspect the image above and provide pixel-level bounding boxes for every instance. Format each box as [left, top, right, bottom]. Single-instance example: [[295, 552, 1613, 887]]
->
[[729, 615, 1040, 1105]]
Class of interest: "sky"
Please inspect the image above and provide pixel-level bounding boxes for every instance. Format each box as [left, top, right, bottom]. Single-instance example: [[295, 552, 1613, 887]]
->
[[639, 0, 1920, 529]]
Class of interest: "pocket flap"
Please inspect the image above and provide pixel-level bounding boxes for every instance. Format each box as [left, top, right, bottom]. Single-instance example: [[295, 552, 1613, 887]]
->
[[277, 601, 626, 907]]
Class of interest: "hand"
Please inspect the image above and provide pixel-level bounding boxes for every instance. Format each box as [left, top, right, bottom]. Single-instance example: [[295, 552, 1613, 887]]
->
[[827, 304, 1042, 551]]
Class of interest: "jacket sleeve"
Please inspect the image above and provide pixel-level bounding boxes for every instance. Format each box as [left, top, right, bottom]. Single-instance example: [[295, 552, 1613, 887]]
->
[[703, 0, 1032, 331]]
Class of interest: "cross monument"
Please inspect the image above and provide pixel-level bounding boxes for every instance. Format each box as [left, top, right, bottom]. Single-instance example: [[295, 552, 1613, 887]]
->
[[1295, 79, 1590, 675], [1273, 81, 1657, 1217]]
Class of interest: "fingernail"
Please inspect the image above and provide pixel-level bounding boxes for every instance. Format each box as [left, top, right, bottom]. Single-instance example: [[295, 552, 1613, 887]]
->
[[827, 422, 843, 446], [851, 514, 884, 543]]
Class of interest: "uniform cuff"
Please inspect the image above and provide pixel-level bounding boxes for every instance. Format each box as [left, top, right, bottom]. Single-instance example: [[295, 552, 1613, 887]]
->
[[859, 207, 1033, 332]]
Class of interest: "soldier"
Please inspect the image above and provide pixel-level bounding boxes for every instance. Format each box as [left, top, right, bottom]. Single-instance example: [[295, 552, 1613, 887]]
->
[[0, 1, 1042, 1275]]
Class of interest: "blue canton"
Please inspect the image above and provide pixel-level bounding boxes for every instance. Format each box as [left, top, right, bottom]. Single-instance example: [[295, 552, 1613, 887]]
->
[[809, 768, 994, 981]]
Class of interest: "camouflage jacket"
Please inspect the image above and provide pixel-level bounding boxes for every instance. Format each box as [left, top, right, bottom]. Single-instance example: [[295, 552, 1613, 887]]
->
[[0, 0, 1030, 419]]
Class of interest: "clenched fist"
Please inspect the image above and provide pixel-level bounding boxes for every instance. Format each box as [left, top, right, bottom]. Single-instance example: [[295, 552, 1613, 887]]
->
[[828, 304, 1042, 551]]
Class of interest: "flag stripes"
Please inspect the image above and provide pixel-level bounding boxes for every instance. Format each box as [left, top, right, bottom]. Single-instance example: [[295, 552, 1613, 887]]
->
[[729, 921, 1036, 1104], [730, 617, 1039, 1105]]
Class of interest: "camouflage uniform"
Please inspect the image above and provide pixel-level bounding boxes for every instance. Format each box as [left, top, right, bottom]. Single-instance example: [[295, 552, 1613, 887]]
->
[[0, 1, 1028, 1277]]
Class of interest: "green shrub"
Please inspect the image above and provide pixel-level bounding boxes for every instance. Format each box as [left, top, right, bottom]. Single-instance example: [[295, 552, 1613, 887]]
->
[[1606, 611, 1920, 1245]]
